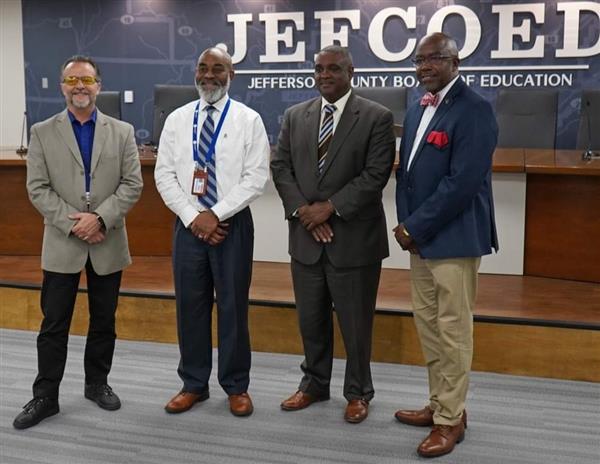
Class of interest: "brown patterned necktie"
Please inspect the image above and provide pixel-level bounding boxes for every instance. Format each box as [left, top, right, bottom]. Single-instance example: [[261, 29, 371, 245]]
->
[[318, 104, 336, 173]]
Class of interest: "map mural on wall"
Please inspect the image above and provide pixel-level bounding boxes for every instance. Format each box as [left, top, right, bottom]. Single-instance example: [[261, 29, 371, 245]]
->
[[22, 0, 600, 148]]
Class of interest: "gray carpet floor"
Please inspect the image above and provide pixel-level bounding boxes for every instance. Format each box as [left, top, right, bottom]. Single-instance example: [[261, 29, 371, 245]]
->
[[0, 328, 598, 464]]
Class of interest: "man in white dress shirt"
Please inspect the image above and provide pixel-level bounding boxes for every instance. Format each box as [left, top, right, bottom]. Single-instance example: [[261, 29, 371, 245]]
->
[[154, 47, 270, 417]]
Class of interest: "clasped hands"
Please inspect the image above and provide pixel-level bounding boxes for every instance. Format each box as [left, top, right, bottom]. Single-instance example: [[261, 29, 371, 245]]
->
[[298, 201, 334, 243], [190, 210, 229, 246], [69, 212, 105, 244], [393, 223, 419, 254]]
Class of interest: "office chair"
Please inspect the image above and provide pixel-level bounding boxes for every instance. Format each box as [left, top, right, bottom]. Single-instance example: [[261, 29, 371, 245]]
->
[[495, 89, 558, 149], [353, 86, 407, 125], [152, 84, 199, 145], [95, 91, 121, 120]]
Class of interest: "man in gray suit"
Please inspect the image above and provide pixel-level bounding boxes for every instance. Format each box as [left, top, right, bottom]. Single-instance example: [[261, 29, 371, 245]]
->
[[271, 45, 396, 423], [13, 56, 142, 430]]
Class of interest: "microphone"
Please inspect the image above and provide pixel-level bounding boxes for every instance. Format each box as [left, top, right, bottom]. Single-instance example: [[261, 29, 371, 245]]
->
[[16, 111, 28, 157], [154, 109, 165, 151], [582, 99, 599, 161]]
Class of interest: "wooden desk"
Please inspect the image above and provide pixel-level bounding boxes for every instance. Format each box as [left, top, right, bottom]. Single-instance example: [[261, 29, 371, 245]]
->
[[1, 149, 599, 282], [0, 150, 174, 256], [0, 147, 525, 256], [525, 149, 600, 176], [492, 148, 525, 173], [523, 149, 600, 282]]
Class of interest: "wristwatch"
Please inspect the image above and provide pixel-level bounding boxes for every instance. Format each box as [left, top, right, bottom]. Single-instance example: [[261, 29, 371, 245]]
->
[[94, 213, 106, 231]]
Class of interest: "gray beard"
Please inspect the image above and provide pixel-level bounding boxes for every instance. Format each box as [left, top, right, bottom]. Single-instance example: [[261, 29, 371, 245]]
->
[[196, 76, 230, 104], [70, 95, 92, 109]]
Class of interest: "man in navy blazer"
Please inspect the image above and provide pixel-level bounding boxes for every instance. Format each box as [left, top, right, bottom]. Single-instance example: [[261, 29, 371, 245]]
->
[[393, 33, 498, 458]]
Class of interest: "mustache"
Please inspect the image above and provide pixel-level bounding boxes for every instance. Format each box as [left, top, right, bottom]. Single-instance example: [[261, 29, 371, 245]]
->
[[197, 78, 224, 87]]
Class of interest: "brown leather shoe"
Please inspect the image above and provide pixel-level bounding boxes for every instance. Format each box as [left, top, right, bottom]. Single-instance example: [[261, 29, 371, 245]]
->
[[229, 392, 253, 417], [164, 390, 209, 414], [344, 399, 369, 424], [394, 406, 467, 428], [417, 423, 465, 458], [280, 390, 329, 411]]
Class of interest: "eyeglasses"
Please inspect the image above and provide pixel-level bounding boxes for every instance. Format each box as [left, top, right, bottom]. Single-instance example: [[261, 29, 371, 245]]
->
[[411, 55, 454, 67], [62, 75, 100, 86]]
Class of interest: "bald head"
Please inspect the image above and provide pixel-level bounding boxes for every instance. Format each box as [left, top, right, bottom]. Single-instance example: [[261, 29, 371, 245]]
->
[[417, 33, 459, 58], [198, 47, 233, 70]]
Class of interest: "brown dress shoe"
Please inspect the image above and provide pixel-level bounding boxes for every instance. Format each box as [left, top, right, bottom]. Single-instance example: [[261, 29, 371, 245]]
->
[[344, 399, 369, 424], [395, 406, 467, 428], [229, 392, 253, 417], [164, 390, 209, 414], [417, 423, 465, 458], [280, 390, 329, 411]]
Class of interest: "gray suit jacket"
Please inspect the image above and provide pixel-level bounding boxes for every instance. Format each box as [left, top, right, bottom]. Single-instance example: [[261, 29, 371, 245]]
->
[[271, 92, 396, 267], [26, 109, 143, 275]]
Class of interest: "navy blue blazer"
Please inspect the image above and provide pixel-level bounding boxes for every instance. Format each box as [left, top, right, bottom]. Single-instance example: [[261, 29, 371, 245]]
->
[[395, 78, 499, 259]]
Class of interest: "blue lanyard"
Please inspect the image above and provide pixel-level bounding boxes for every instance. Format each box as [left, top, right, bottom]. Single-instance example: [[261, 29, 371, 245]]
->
[[192, 98, 231, 167]]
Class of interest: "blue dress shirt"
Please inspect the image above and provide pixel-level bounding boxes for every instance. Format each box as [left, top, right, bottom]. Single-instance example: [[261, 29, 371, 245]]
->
[[68, 109, 97, 193]]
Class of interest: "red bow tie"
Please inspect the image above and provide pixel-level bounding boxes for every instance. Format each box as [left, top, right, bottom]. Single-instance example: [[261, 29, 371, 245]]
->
[[420, 92, 439, 107]]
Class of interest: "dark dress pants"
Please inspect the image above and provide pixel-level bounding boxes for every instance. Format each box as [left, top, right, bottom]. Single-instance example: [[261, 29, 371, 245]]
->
[[172, 208, 253, 395], [291, 253, 381, 401], [33, 258, 122, 399]]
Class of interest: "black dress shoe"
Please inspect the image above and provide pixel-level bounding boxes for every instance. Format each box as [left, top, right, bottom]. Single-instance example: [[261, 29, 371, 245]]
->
[[84, 384, 121, 410], [13, 397, 59, 429]]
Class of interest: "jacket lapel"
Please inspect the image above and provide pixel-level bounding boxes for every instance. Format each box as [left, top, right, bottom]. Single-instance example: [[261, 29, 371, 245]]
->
[[304, 98, 321, 175], [56, 110, 84, 168], [403, 105, 426, 172], [409, 79, 464, 172], [319, 94, 359, 181], [90, 110, 108, 174]]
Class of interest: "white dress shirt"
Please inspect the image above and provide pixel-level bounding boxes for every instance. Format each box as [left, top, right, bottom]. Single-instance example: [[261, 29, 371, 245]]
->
[[319, 88, 352, 135], [407, 75, 460, 170], [154, 94, 270, 226]]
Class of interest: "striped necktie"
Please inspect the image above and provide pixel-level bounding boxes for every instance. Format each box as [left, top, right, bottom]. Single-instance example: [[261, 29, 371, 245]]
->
[[198, 105, 217, 208], [318, 104, 336, 173]]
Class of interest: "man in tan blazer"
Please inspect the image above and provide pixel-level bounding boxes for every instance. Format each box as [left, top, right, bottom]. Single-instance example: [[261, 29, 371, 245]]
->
[[13, 56, 142, 430]]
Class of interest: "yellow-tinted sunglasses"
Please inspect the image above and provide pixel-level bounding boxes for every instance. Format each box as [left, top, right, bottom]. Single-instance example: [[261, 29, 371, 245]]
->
[[62, 75, 100, 86]]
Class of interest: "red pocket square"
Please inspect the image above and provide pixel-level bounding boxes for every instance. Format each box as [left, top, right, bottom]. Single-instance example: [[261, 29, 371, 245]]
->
[[426, 131, 449, 149]]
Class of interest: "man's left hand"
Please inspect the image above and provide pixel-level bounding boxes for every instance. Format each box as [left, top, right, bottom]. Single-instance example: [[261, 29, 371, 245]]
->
[[85, 230, 106, 245], [189, 210, 219, 240], [393, 223, 419, 254], [310, 222, 334, 243], [69, 212, 101, 240], [298, 201, 334, 231]]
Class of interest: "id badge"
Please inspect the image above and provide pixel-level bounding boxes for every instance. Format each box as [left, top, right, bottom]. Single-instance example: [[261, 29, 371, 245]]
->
[[192, 168, 208, 196]]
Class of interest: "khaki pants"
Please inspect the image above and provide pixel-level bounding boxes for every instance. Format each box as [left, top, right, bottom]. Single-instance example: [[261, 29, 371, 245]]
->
[[410, 255, 481, 426]]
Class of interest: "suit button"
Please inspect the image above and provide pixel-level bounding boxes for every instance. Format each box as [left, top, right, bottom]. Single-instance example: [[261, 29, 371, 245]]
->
[[80, 171, 84, 175], [81, 195, 86, 200]]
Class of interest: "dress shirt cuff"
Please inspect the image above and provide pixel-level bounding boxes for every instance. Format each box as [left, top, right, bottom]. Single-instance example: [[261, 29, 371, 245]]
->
[[328, 199, 341, 217], [180, 205, 201, 228], [210, 203, 227, 222]]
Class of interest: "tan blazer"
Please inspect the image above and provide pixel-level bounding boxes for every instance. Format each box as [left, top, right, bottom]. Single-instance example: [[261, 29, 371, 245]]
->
[[26, 109, 143, 275]]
